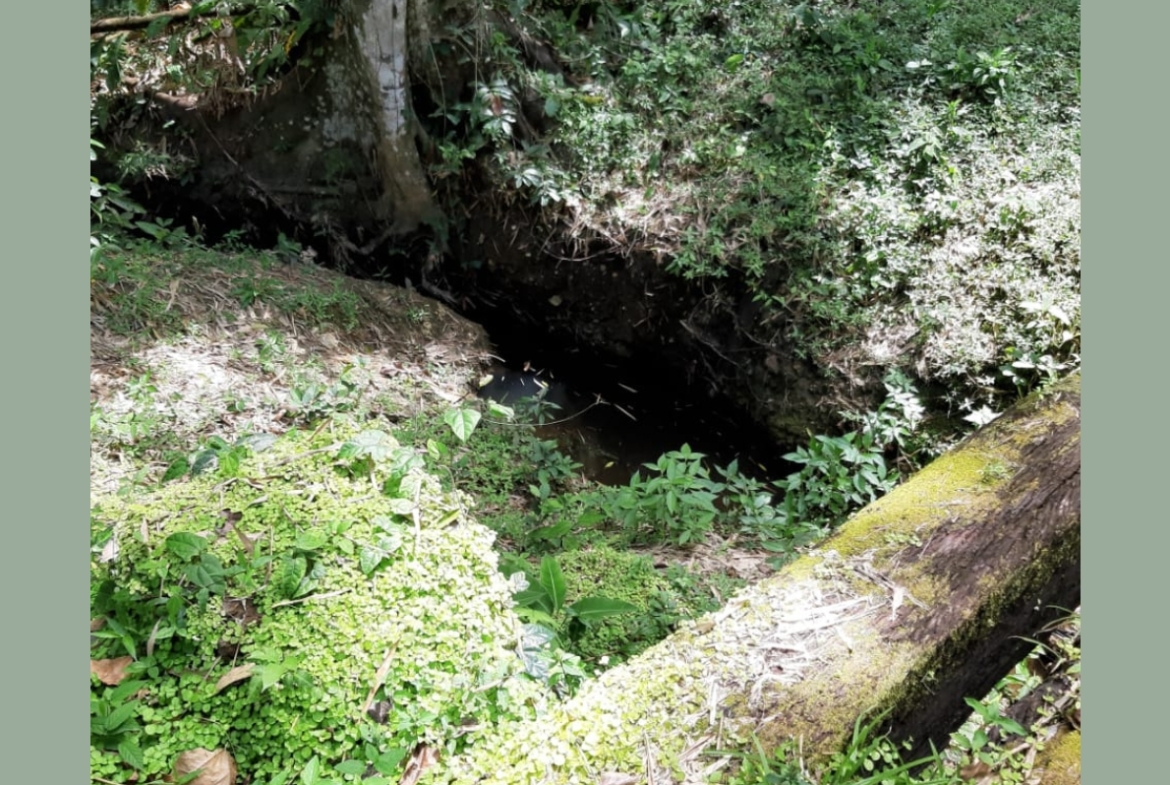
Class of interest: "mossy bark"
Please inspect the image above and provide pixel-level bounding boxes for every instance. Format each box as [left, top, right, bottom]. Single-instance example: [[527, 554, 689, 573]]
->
[[758, 372, 1081, 761], [432, 373, 1080, 783], [1034, 729, 1080, 785]]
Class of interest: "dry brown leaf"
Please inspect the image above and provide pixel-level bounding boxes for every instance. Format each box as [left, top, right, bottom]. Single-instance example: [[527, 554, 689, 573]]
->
[[213, 663, 255, 694], [172, 748, 237, 785], [398, 744, 439, 785], [147, 620, 162, 658], [960, 761, 992, 780], [91, 656, 134, 686], [362, 645, 398, 714], [222, 596, 261, 626], [100, 536, 119, 563]]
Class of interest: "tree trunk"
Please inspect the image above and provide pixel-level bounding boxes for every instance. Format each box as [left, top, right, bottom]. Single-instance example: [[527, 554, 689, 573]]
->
[[432, 373, 1081, 783], [126, 0, 455, 255], [351, 0, 440, 231]]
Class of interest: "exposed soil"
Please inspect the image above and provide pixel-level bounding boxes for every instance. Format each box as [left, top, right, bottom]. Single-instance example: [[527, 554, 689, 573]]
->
[[119, 180, 833, 485]]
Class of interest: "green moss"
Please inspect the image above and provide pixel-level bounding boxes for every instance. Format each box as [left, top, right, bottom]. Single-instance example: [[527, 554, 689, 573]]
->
[[1037, 729, 1080, 785], [555, 546, 699, 663], [90, 423, 550, 783]]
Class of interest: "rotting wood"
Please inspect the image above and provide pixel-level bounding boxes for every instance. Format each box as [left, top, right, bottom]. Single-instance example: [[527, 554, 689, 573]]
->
[[433, 373, 1080, 783], [755, 371, 1081, 762]]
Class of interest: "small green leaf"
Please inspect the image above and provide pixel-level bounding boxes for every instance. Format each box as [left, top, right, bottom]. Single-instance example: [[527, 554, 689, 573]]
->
[[374, 748, 408, 775], [190, 448, 218, 475], [334, 760, 367, 776], [425, 438, 447, 460], [161, 458, 189, 482]]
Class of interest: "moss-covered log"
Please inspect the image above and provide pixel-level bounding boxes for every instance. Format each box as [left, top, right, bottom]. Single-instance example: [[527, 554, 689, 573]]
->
[[430, 373, 1080, 783]]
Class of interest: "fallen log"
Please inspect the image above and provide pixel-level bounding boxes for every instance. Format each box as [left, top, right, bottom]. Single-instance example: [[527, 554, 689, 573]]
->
[[90, 7, 199, 36], [431, 372, 1081, 783]]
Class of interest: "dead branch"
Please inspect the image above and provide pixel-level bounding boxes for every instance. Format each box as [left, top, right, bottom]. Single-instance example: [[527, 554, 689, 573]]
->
[[91, 8, 201, 36]]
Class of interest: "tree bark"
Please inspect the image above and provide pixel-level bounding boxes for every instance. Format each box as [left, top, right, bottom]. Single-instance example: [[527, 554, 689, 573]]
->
[[352, 0, 440, 231]]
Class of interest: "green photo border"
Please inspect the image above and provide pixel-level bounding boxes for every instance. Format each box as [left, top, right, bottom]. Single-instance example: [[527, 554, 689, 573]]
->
[[1083, 1, 1149, 781], [6, 2, 91, 782]]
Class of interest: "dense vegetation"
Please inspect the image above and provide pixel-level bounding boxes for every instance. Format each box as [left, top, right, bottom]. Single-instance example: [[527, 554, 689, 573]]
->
[[90, 1, 1080, 784], [422, 0, 1080, 414]]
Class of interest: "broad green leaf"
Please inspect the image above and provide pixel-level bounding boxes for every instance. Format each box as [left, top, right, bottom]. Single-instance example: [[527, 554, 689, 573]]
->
[[276, 554, 308, 598], [237, 433, 278, 452], [186, 562, 226, 594], [295, 531, 328, 552], [998, 717, 1027, 736], [108, 679, 146, 705], [530, 519, 573, 541], [566, 596, 638, 621], [348, 430, 397, 462], [104, 699, 140, 733], [334, 760, 367, 776], [514, 588, 554, 616], [118, 738, 145, 771], [487, 400, 515, 420], [513, 606, 556, 627], [385, 498, 416, 515], [443, 407, 482, 442], [539, 556, 567, 614], [359, 547, 385, 576], [373, 748, 409, 775], [165, 532, 207, 560], [300, 756, 320, 785], [517, 623, 556, 680]]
